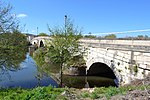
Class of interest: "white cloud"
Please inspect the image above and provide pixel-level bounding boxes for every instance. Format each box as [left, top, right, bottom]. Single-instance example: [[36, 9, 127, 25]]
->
[[96, 29, 150, 35], [17, 14, 27, 18]]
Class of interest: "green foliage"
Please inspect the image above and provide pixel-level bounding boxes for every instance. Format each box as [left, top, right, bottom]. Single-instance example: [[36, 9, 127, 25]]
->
[[0, 86, 65, 100], [104, 87, 120, 98], [0, 47, 27, 70], [33, 48, 47, 67], [33, 18, 85, 75], [104, 34, 117, 39], [81, 92, 90, 98], [137, 35, 149, 40], [0, 85, 149, 100], [79, 87, 121, 99], [90, 92, 99, 99], [66, 55, 85, 67], [84, 35, 96, 38], [47, 17, 84, 67], [133, 65, 138, 73], [0, 31, 28, 71], [33, 48, 61, 77], [0, 31, 28, 48], [79, 85, 150, 99], [38, 32, 49, 36]]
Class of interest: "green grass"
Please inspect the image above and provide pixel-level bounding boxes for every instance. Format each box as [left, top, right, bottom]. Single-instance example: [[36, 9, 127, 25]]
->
[[0, 85, 149, 100], [80, 85, 150, 99], [0, 86, 65, 100]]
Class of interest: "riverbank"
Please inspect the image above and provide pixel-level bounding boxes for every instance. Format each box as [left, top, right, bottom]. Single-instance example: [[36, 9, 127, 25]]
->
[[0, 80, 149, 100], [0, 86, 149, 100], [0, 74, 149, 100]]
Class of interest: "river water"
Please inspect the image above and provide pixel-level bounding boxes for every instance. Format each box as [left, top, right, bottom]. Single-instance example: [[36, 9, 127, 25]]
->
[[0, 53, 58, 88], [0, 48, 116, 89]]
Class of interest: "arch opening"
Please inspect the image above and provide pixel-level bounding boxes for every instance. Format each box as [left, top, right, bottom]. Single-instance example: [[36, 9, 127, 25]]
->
[[40, 40, 44, 47], [87, 62, 116, 79]]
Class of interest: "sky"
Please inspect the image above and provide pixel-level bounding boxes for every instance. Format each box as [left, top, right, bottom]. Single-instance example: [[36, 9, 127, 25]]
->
[[5, 0, 150, 37]]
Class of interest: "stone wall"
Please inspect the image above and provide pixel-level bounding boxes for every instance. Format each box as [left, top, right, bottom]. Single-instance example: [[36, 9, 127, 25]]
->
[[85, 47, 150, 86]]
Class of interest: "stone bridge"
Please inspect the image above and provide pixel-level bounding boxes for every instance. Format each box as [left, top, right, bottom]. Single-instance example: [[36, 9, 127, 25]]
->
[[30, 36, 51, 47], [80, 39, 150, 86], [30, 36, 150, 86]]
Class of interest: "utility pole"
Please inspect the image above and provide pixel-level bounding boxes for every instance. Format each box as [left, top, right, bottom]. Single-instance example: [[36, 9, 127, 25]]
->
[[60, 15, 68, 87], [37, 27, 39, 35], [64, 15, 67, 34]]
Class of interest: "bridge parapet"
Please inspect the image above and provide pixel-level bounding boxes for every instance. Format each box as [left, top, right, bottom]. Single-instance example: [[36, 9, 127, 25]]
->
[[80, 39, 150, 46]]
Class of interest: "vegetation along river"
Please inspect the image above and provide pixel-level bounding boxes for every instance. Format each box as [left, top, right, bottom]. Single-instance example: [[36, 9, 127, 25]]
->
[[0, 47, 116, 89]]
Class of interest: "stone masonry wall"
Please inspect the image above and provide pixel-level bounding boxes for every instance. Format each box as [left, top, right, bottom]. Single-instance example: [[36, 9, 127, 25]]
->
[[85, 47, 150, 86]]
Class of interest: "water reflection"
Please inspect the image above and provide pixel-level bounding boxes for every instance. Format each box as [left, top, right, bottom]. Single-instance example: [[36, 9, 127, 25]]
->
[[0, 47, 58, 88], [62, 75, 116, 88], [33, 49, 117, 88], [0, 47, 27, 80]]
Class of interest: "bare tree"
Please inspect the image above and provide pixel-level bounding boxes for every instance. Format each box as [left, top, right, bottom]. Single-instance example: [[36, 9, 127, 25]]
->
[[0, 1, 18, 33]]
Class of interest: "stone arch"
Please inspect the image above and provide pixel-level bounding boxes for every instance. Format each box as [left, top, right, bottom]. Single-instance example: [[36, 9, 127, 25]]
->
[[31, 39, 38, 45], [39, 40, 44, 47], [87, 62, 116, 79]]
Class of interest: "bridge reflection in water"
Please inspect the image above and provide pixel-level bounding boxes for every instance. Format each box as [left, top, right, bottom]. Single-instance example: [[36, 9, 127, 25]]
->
[[31, 47, 118, 88], [62, 75, 116, 88], [61, 62, 117, 88]]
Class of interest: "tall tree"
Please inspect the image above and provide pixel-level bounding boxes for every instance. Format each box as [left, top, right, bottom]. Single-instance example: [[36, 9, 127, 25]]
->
[[0, 1, 18, 33], [47, 17, 84, 68]]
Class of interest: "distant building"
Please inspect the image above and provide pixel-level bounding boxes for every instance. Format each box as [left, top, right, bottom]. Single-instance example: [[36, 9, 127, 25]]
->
[[25, 33, 37, 42]]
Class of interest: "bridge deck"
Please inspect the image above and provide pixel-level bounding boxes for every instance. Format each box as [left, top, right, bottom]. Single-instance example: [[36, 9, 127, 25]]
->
[[80, 42, 150, 53]]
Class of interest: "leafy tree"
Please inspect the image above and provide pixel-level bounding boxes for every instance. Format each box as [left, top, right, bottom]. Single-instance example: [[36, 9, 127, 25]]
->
[[137, 35, 149, 40], [47, 17, 84, 68], [38, 33, 49, 36], [0, 45, 27, 71], [0, 1, 18, 33], [33, 48, 60, 76], [144, 35, 149, 39], [0, 31, 28, 74], [105, 34, 116, 39], [84, 35, 96, 38], [0, 30, 28, 48], [137, 35, 144, 39], [33, 17, 85, 86]]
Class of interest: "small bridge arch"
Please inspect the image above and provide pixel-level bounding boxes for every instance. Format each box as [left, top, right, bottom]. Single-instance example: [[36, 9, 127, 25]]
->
[[39, 40, 44, 47], [85, 47, 122, 85], [87, 62, 116, 79]]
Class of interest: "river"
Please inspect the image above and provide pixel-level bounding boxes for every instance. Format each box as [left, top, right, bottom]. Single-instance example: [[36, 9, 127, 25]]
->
[[0, 53, 58, 88], [0, 47, 116, 88]]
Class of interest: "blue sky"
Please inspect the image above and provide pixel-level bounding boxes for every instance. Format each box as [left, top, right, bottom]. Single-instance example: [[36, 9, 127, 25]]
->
[[5, 0, 150, 37]]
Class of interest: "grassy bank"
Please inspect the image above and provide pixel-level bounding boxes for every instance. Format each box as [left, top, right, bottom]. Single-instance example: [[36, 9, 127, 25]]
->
[[0, 85, 149, 100], [0, 86, 65, 100]]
